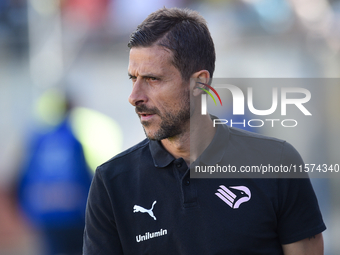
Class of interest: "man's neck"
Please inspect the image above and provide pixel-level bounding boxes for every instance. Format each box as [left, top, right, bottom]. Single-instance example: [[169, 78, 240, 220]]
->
[[161, 114, 215, 167]]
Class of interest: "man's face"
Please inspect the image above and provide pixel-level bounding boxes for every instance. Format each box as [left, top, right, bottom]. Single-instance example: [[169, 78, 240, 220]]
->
[[128, 45, 191, 140]]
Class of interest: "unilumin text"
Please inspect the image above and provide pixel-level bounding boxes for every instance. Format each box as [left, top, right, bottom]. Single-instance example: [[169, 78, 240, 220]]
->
[[136, 229, 168, 243]]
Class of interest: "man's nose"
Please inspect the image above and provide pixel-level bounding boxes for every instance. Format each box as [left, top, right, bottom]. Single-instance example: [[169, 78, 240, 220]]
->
[[128, 79, 147, 106]]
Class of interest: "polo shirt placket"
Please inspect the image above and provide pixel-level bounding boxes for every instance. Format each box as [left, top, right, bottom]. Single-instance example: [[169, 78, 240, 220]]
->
[[173, 158, 197, 208]]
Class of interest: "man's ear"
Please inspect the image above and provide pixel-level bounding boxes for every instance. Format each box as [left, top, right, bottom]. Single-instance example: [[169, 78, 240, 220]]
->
[[191, 70, 210, 97]]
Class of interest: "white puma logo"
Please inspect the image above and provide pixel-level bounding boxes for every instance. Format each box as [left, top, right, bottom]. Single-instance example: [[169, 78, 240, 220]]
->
[[133, 201, 157, 220]]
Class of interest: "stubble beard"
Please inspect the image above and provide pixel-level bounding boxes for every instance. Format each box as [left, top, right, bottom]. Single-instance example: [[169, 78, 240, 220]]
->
[[137, 90, 191, 141]]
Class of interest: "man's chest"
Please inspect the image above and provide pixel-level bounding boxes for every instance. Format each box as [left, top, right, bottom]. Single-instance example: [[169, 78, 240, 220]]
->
[[109, 176, 283, 255]]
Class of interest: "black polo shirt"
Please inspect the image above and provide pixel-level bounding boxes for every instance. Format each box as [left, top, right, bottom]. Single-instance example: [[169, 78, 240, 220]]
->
[[83, 124, 326, 255]]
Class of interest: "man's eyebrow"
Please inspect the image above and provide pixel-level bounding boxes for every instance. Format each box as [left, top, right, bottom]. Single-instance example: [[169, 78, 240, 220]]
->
[[142, 73, 161, 79], [128, 73, 162, 79]]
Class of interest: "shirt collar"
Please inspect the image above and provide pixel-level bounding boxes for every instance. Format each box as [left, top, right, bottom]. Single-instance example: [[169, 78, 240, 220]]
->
[[149, 140, 175, 168]]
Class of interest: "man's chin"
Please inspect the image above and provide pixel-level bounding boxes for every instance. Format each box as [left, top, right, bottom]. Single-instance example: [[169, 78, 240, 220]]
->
[[141, 120, 151, 127], [142, 126, 160, 140], [143, 126, 183, 141], [143, 127, 170, 141], [144, 133, 162, 141]]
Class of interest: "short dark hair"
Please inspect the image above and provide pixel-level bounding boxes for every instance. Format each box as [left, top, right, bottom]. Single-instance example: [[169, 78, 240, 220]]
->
[[128, 7, 216, 81]]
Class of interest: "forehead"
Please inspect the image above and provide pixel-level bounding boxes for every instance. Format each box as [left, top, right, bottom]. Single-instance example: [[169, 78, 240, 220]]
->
[[128, 45, 175, 75]]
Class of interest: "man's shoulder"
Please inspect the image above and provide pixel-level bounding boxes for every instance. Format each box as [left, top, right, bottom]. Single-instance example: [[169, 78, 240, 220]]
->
[[226, 126, 302, 165], [97, 138, 150, 172], [228, 126, 284, 144]]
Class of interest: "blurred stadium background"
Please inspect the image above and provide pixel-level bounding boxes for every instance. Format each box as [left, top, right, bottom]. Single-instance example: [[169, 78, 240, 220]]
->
[[0, 0, 339, 254]]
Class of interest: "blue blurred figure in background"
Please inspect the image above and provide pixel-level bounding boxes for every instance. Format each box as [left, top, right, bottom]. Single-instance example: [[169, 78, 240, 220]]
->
[[17, 89, 93, 255]]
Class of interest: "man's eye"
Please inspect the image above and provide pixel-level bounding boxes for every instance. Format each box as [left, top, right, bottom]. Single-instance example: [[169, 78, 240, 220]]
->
[[129, 76, 137, 82], [147, 77, 158, 81]]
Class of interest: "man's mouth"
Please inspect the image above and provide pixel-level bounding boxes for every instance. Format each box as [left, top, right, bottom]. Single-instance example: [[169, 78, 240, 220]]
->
[[136, 105, 160, 122], [138, 113, 155, 121]]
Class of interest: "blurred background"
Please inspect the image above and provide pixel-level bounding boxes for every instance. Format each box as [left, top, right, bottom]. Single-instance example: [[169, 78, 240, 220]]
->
[[0, 0, 339, 254]]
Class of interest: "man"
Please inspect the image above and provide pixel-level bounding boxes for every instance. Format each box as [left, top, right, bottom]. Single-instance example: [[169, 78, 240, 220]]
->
[[83, 8, 326, 254]]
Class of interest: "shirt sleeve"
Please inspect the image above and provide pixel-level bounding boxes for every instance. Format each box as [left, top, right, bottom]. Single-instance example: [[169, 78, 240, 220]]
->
[[83, 167, 124, 255], [277, 142, 326, 245]]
